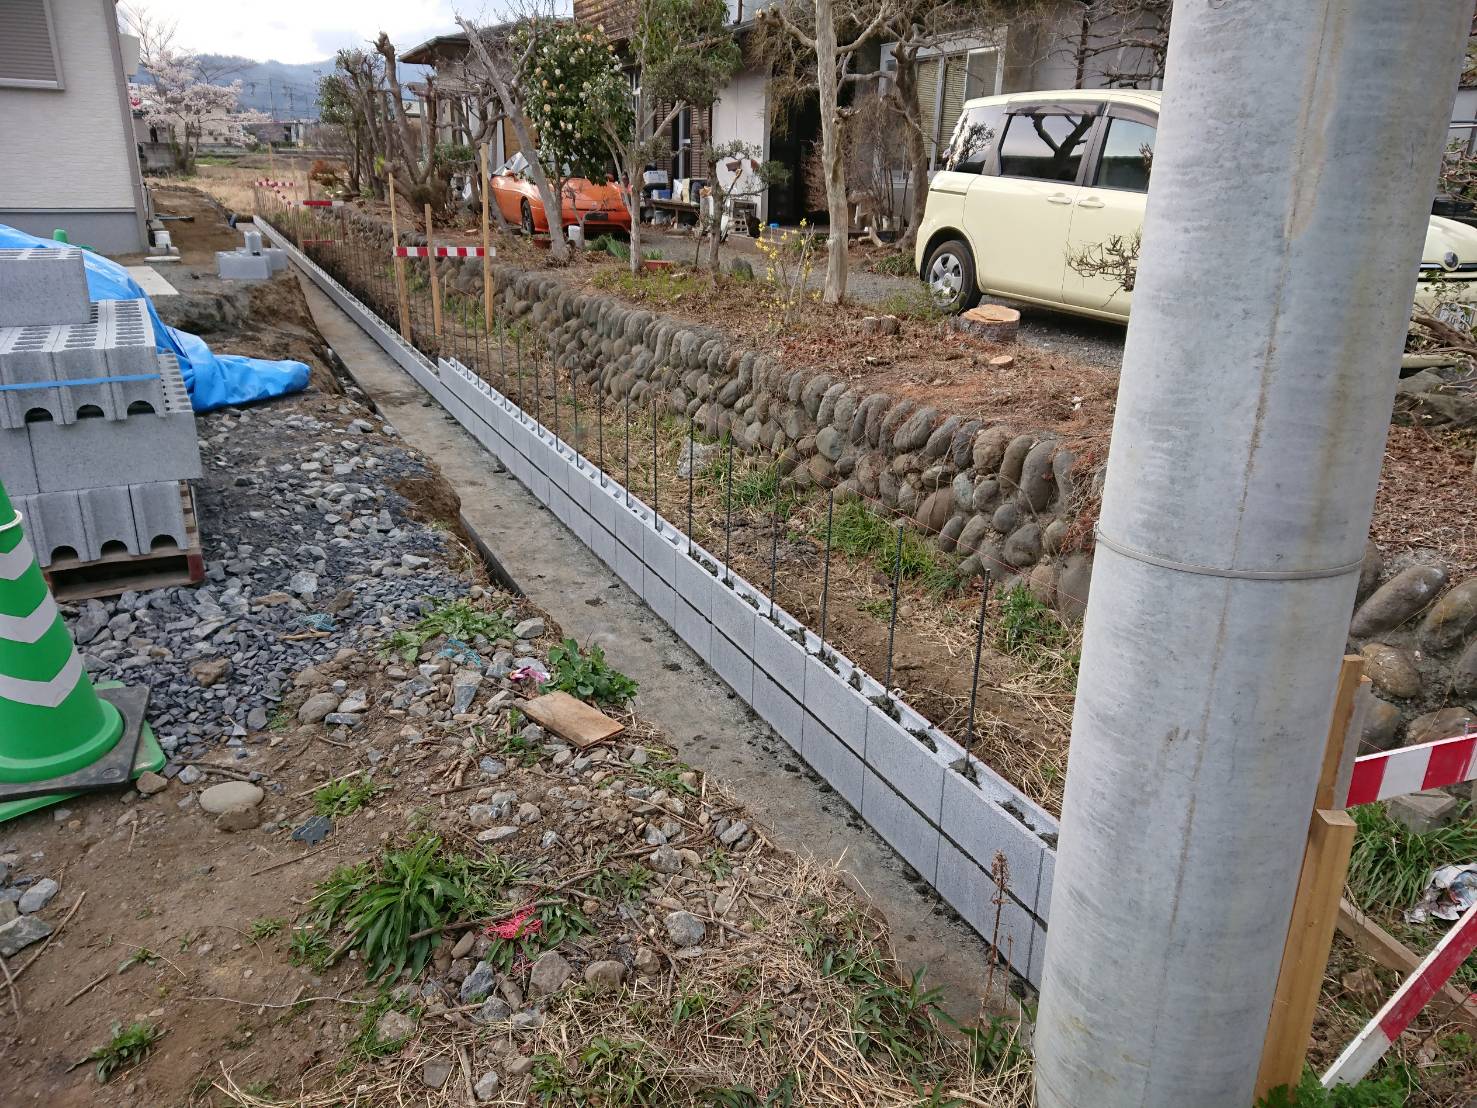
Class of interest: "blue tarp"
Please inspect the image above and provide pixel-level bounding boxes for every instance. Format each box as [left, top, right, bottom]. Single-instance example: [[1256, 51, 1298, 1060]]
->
[[0, 225, 310, 412]]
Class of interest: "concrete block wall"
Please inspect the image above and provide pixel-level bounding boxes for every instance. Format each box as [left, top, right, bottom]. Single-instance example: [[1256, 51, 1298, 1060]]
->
[[16, 481, 187, 563], [260, 213, 1057, 988]]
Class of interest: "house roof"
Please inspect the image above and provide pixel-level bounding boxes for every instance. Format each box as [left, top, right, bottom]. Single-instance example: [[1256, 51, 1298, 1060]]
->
[[401, 32, 470, 66]]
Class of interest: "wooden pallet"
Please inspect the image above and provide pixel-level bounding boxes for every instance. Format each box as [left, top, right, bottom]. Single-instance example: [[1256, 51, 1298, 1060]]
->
[[44, 483, 205, 602]]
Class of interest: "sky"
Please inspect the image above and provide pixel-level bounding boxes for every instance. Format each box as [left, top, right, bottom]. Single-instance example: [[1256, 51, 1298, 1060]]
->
[[121, 0, 509, 65]]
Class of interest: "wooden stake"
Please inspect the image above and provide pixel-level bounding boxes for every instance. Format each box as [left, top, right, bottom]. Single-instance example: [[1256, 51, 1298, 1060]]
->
[[1254, 655, 1366, 1099], [388, 172, 411, 342], [425, 202, 444, 338], [481, 143, 494, 330]]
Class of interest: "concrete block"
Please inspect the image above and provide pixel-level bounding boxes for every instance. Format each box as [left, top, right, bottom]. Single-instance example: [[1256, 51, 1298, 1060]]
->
[[242, 230, 264, 253], [614, 498, 649, 559], [752, 614, 807, 690], [548, 484, 574, 529], [864, 705, 948, 823], [17, 491, 85, 565], [264, 248, 288, 272], [79, 484, 141, 559], [803, 653, 867, 754], [801, 713, 864, 809], [0, 248, 90, 327], [939, 771, 1049, 897], [673, 596, 711, 661], [670, 547, 715, 620], [29, 355, 201, 492], [588, 479, 619, 534], [217, 251, 273, 280], [589, 519, 617, 571], [709, 625, 754, 702], [1387, 789, 1461, 833], [130, 481, 187, 553], [1, 300, 160, 425], [643, 523, 679, 587], [525, 464, 550, 508], [863, 768, 941, 883], [613, 537, 644, 595], [753, 669, 804, 752], [0, 428, 38, 494], [935, 838, 1044, 987], [641, 573, 677, 625], [711, 581, 757, 656]]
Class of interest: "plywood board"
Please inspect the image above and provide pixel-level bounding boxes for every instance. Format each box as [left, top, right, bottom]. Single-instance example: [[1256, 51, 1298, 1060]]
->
[[522, 691, 624, 748]]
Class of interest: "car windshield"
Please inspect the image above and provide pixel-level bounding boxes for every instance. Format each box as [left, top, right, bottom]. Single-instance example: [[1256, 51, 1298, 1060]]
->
[[497, 152, 529, 177]]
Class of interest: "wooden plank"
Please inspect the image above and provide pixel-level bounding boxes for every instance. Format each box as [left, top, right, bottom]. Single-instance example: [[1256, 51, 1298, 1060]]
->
[[521, 691, 624, 748], [425, 202, 443, 338], [1336, 898, 1477, 1027], [388, 172, 412, 342], [1257, 809, 1359, 1098], [1255, 656, 1365, 1100]]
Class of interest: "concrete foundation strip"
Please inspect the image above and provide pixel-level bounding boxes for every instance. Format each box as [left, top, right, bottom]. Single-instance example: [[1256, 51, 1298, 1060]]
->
[[1343, 726, 1477, 806], [257, 215, 1059, 986]]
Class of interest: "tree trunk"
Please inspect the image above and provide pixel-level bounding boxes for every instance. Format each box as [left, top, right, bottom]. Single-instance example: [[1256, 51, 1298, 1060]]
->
[[814, 0, 848, 304], [891, 45, 929, 253]]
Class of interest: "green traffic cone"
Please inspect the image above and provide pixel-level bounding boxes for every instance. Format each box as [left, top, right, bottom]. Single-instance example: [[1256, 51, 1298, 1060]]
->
[[0, 478, 124, 782]]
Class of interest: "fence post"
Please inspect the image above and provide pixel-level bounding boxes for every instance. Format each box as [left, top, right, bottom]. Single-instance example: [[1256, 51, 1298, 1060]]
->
[[1254, 656, 1367, 1098], [388, 173, 411, 342], [481, 143, 495, 332], [425, 203, 443, 339]]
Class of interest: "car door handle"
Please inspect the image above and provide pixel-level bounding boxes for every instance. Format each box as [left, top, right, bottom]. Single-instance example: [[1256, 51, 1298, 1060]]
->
[[1077, 197, 1105, 209], [1046, 193, 1074, 205]]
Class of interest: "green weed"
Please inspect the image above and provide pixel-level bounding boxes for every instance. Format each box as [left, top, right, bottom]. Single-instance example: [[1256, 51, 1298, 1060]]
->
[[870, 251, 915, 277], [347, 994, 418, 1062], [822, 501, 961, 595], [118, 947, 159, 972], [307, 837, 520, 980], [592, 267, 702, 304], [288, 925, 335, 972], [483, 900, 592, 973], [705, 456, 796, 513], [379, 599, 514, 664], [1254, 1069, 1408, 1108], [997, 586, 1075, 665], [671, 988, 717, 1026], [87, 1021, 163, 1083], [246, 917, 286, 942], [543, 637, 639, 705], [1348, 800, 1477, 914], [877, 285, 945, 322], [591, 233, 631, 261], [313, 774, 381, 818]]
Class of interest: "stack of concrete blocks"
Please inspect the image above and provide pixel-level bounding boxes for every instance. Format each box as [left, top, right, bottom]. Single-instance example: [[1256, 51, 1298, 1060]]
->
[[216, 229, 286, 281], [0, 249, 202, 567]]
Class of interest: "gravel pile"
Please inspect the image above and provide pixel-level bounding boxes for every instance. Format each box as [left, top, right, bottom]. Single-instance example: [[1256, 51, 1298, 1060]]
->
[[68, 400, 468, 758]]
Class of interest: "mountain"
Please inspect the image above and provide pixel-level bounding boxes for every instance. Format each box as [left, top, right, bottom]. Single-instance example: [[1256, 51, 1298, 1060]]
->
[[195, 55, 333, 120]]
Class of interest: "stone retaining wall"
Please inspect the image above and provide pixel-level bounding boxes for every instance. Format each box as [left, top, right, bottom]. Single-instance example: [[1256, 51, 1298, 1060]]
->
[[329, 207, 1477, 778]]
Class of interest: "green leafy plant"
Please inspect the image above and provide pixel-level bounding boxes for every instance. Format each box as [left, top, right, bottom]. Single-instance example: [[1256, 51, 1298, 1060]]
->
[[347, 994, 419, 1062], [483, 900, 592, 973], [119, 947, 159, 972], [246, 917, 286, 942], [671, 987, 716, 1026], [1348, 800, 1477, 913], [288, 925, 335, 972], [592, 234, 631, 261], [313, 774, 381, 817], [88, 1021, 163, 1083], [543, 637, 639, 705], [997, 586, 1073, 661], [379, 599, 514, 664], [1254, 1069, 1408, 1108], [307, 837, 519, 980]]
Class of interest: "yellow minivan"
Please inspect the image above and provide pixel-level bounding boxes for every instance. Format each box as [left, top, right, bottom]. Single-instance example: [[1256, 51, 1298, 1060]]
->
[[915, 89, 1477, 326]]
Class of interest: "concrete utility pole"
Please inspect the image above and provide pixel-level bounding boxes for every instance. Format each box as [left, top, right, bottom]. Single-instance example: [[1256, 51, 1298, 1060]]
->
[[1033, 4, 1474, 1106]]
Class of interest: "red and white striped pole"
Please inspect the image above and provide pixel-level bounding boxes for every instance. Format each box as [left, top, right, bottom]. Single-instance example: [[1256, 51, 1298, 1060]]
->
[[394, 245, 494, 258], [1322, 900, 1477, 1086], [1342, 726, 1476, 807]]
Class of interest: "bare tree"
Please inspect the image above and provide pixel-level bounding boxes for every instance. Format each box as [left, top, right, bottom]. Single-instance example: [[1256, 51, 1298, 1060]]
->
[[758, 0, 894, 304], [1061, 0, 1172, 88], [458, 12, 571, 262]]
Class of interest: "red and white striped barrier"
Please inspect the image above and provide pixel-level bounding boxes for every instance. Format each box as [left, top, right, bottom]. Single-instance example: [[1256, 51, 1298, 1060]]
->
[[394, 245, 495, 258], [1322, 900, 1477, 1086], [1343, 726, 1476, 807], [299, 199, 343, 208], [252, 179, 295, 188]]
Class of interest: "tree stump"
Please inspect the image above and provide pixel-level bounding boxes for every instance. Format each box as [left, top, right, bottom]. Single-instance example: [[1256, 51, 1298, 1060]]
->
[[955, 304, 1020, 344]]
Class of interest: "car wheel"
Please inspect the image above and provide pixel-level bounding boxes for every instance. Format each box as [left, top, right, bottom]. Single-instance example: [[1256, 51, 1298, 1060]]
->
[[520, 200, 536, 236], [924, 239, 980, 313]]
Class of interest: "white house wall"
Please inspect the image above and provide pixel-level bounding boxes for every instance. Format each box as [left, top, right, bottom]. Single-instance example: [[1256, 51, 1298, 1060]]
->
[[710, 68, 769, 223], [0, 0, 146, 252]]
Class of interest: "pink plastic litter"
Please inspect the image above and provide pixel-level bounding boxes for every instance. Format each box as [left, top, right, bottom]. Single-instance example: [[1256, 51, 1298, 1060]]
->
[[486, 905, 541, 941]]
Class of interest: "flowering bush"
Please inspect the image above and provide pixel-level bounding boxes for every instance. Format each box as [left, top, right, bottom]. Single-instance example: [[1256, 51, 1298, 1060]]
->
[[515, 22, 631, 184]]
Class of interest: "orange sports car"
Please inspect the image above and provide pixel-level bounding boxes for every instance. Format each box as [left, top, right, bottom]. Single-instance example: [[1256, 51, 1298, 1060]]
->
[[489, 152, 630, 236]]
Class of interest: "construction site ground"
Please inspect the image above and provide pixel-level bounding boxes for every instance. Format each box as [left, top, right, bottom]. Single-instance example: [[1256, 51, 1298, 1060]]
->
[[0, 184, 1469, 1106]]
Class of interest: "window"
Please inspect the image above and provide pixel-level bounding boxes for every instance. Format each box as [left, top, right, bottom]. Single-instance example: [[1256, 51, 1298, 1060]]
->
[[943, 104, 1004, 175], [0, 0, 63, 89], [997, 109, 1097, 183], [1095, 117, 1156, 191], [963, 49, 998, 101]]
